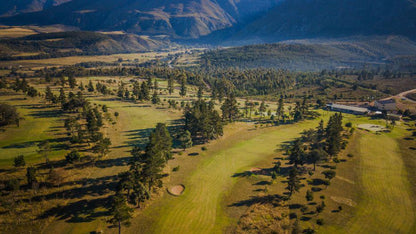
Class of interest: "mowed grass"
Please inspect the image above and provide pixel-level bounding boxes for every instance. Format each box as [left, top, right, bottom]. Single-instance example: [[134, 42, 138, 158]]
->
[[348, 133, 414, 233], [130, 119, 322, 234], [0, 93, 66, 166]]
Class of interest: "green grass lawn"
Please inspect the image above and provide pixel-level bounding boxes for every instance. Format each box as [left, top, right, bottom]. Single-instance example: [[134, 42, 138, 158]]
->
[[130, 119, 323, 234], [0, 93, 67, 166]]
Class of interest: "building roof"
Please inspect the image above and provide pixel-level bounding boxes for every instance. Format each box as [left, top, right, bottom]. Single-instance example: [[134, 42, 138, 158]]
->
[[327, 103, 369, 113], [376, 99, 396, 104]]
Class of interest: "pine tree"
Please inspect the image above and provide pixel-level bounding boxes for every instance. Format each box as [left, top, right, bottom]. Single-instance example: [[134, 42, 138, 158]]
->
[[197, 86, 203, 100], [109, 193, 133, 234], [147, 77, 153, 90], [276, 97, 284, 122], [58, 88, 66, 106], [179, 130, 193, 150], [287, 167, 301, 198], [45, 86, 54, 102], [26, 167, 38, 189], [289, 139, 305, 166], [221, 94, 239, 122], [179, 74, 187, 97], [68, 74, 76, 88], [140, 82, 150, 100], [151, 91, 160, 104], [87, 80, 94, 92], [306, 189, 314, 202], [132, 82, 141, 99], [168, 75, 174, 94]]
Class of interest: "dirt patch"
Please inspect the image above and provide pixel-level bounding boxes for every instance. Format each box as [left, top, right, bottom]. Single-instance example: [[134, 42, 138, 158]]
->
[[250, 167, 262, 172], [358, 124, 388, 132], [167, 184, 185, 196], [330, 196, 357, 207], [336, 175, 355, 184]]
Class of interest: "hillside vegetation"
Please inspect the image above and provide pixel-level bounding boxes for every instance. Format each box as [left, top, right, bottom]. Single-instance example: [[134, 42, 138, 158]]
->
[[201, 36, 416, 70]]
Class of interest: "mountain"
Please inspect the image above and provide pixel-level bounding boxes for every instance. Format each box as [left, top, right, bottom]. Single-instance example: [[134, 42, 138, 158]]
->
[[0, 31, 168, 59], [0, 0, 280, 39], [0, 0, 72, 17], [226, 0, 416, 43], [201, 36, 416, 71]]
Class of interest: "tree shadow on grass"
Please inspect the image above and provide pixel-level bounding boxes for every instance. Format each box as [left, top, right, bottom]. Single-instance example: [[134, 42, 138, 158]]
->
[[38, 196, 112, 223], [29, 109, 63, 119], [33, 175, 118, 202], [95, 156, 131, 168], [228, 194, 285, 207], [2, 137, 69, 149]]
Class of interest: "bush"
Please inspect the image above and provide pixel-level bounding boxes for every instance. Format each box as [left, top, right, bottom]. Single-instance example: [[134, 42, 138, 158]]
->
[[322, 170, 336, 180], [65, 150, 81, 163], [201, 146, 207, 151], [347, 153, 354, 158], [316, 219, 324, 225], [345, 122, 352, 128], [14, 155, 25, 167], [6, 178, 20, 191], [114, 112, 119, 117], [172, 166, 180, 172]]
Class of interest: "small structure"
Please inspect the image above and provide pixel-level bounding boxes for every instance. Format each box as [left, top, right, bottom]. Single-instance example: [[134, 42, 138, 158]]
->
[[326, 103, 369, 115], [374, 99, 396, 111]]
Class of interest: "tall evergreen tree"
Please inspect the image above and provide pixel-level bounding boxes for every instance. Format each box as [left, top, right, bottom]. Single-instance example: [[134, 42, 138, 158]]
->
[[276, 97, 284, 122], [109, 193, 133, 234], [287, 167, 301, 198], [168, 75, 174, 95], [179, 74, 187, 97], [45, 86, 54, 103], [289, 139, 305, 167], [221, 94, 239, 122], [179, 130, 193, 150]]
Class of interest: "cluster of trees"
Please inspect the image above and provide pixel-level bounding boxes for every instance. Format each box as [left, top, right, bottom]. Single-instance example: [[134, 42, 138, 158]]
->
[[63, 96, 111, 160], [10, 78, 38, 97], [111, 123, 173, 232], [184, 100, 223, 143], [286, 113, 348, 197], [0, 103, 20, 127]]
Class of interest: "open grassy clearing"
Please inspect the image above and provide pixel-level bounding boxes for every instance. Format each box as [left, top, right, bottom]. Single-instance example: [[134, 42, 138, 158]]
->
[[0, 92, 66, 166]]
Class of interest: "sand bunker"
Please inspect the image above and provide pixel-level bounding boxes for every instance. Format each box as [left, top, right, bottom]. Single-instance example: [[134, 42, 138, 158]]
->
[[358, 124, 388, 132], [330, 196, 357, 207], [168, 184, 185, 196]]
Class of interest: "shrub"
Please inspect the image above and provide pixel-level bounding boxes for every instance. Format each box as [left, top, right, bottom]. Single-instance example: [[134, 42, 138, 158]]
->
[[6, 178, 20, 191], [14, 155, 25, 167], [322, 170, 336, 180], [347, 153, 354, 158], [114, 112, 119, 117], [316, 219, 324, 225], [345, 122, 352, 128], [172, 166, 180, 172], [65, 150, 81, 163], [201, 146, 207, 151]]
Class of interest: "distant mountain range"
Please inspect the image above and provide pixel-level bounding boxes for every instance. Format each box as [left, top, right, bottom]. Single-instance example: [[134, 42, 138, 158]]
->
[[0, 0, 415, 43], [0, 0, 71, 17], [0, 31, 168, 59], [201, 36, 416, 71]]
